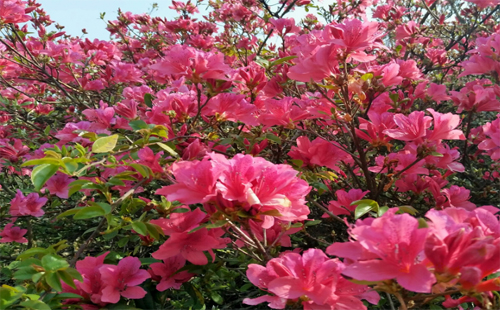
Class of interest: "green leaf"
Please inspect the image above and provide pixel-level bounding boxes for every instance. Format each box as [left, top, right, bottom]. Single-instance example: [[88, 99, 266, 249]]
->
[[265, 133, 281, 145], [41, 254, 69, 272], [144, 93, 153, 108], [260, 209, 282, 217], [145, 223, 164, 239], [64, 267, 83, 282], [377, 206, 389, 217], [418, 218, 429, 228], [205, 220, 228, 229], [13, 267, 38, 280], [129, 120, 150, 131], [361, 73, 373, 81], [45, 272, 63, 292], [0, 286, 24, 308], [289, 159, 304, 168], [305, 220, 322, 226], [52, 293, 83, 300], [270, 55, 297, 67], [31, 164, 59, 191], [73, 206, 106, 220], [430, 151, 443, 157], [157, 142, 178, 157], [397, 205, 418, 215], [17, 248, 49, 260], [56, 208, 83, 219], [94, 202, 112, 214], [107, 177, 125, 186], [92, 134, 119, 153], [131, 222, 148, 236], [129, 163, 151, 178], [21, 158, 61, 167], [210, 291, 223, 305], [138, 257, 161, 265], [57, 270, 76, 289], [170, 207, 189, 213], [352, 199, 379, 219], [20, 300, 51, 310]]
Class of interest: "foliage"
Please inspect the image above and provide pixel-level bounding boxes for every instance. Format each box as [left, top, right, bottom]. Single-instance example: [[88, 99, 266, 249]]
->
[[0, 0, 500, 309]]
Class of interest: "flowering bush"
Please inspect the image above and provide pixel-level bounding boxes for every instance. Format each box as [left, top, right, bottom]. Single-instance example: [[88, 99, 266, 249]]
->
[[0, 0, 499, 309]]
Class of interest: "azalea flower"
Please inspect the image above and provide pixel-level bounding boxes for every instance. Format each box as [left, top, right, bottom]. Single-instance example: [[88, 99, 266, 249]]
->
[[328, 208, 436, 293], [9, 190, 47, 217], [243, 248, 379, 309], [0, 223, 27, 243], [99, 256, 151, 303]]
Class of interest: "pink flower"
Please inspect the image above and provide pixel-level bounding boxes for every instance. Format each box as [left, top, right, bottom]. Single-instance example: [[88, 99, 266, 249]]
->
[[45, 173, 75, 199], [450, 82, 500, 113], [70, 251, 110, 305], [327, 19, 386, 61], [151, 45, 232, 82], [137, 147, 164, 174], [0, 138, 29, 162], [243, 249, 378, 309], [326, 189, 370, 216], [202, 93, 258, 126], [258, 97, 310, 128], [288, 136, 349, 172], [269, 18, 300, 35], [149, 256, 194, 291], [0, 223, 27, 243], [478, 116, 500, 160], [459, 34, 500, 77], [327, 208, 436, 293], [384, 111, 432, 142], [151, 208, 228, 265], [425, 208, 500, 289], [0, 0, 31, 24], [82, 101, 115, 128], [426, 109, 465, 142], [156, 160, 220, 204], [442, 185, 476, 210], [288, 44, 340, 82], [215, 154, 311, 226], [99, 257, 151, 303], [9, 190, 47, 217], [356, 109, 396, 149]]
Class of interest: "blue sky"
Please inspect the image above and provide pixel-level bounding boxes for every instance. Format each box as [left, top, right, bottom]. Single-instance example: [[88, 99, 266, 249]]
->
[[36, 0, 316, 40], [38, 0, 185, 39]]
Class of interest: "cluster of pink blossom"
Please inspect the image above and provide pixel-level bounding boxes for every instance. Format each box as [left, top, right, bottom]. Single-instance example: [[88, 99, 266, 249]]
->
[[0, 0, 499, 308]]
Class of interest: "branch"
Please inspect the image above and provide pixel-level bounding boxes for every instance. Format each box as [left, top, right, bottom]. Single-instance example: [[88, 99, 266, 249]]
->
[[312, 201, 347, 226]]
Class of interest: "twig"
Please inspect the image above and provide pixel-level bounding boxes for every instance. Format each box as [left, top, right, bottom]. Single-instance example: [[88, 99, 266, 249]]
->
[[312, 201, 347, 226], [387, 292, 396, 310]]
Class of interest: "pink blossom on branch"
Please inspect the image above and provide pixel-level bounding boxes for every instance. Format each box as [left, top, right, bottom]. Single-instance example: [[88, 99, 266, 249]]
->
[[0, 223, 27, 243], [243, 249, 379, 309], [99, 256, 151, 303], [327, 208, 436, 293]]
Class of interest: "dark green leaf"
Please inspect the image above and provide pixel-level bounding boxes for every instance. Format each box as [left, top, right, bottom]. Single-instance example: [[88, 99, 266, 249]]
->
[[144, 93, 153, 108], [73, 206, 106, 220]]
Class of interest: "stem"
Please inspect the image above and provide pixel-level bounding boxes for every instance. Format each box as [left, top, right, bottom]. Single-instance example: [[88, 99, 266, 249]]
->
[[386, 292, 396, 310], [462, 110, 474, 164], [312, 201, 347, 226], [26, 218, 33, 249], [394, 292, 407, 310]]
